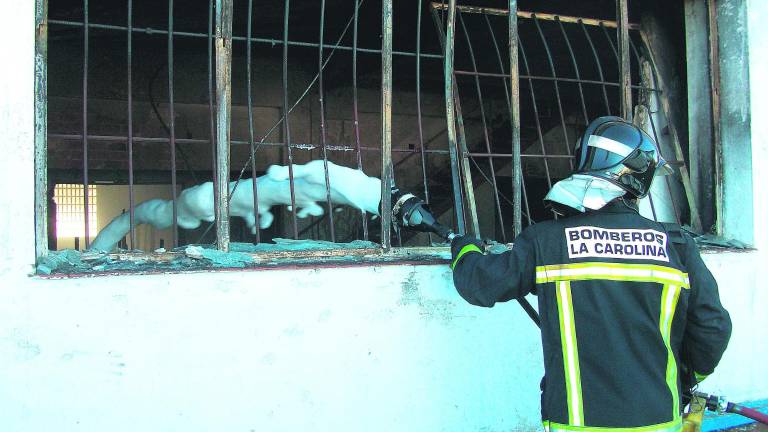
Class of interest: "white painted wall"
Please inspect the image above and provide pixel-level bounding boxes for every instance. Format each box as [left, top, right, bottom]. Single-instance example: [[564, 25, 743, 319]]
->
[[0, 266, 545, 432], [698, 250, 768, 402], [0, 0, 36, 277], [0, 2, 766, 431], [0, 254, 765, 432], [748, 0, 768, 251]]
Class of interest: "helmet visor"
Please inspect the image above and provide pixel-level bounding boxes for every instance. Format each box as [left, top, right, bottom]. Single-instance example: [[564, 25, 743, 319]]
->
[[584, 135, 637, 170], [586, 134, 671, 177]]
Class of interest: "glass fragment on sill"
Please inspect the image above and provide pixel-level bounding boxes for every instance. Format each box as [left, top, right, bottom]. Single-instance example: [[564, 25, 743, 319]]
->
[[37, 239, 385, 275]]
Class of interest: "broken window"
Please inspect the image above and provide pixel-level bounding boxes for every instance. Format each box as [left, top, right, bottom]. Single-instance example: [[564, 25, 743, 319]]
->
[[34, 0, 704, 273], [53, 184, 98, 243]]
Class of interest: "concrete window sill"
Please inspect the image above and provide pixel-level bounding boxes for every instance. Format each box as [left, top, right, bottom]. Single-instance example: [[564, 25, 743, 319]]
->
[[35, 242, 452, 278]]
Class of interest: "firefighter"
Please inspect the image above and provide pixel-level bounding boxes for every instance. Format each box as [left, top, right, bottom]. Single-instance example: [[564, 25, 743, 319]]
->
[[450, 116, 731, 432]]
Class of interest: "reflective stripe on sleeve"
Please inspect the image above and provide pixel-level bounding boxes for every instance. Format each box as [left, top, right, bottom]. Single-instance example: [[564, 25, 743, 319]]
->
[[536, 263, 689, 288], [660, 284, 682, 420], [543, 419, 683, 432], [451, 244, 483, 270], [557, 280, 584, 426]]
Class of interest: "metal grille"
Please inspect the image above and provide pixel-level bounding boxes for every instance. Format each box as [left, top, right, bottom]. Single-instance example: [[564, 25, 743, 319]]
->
[[34, 0, 701, 258], [53, 184, 98, 239]]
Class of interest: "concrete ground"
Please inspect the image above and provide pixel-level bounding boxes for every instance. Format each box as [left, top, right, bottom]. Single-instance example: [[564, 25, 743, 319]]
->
[[726, 422, 768, 432]]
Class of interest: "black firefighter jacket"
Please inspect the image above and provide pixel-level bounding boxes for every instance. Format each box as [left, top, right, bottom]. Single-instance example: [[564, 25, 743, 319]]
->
[[451, 200, 732, 432]]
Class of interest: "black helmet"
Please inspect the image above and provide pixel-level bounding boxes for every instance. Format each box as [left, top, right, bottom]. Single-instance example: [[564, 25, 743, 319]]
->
[[573, 116, 669, 198]]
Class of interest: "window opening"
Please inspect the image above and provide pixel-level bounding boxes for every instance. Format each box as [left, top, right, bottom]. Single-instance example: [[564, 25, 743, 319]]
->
[[34, 0, 705, 273]]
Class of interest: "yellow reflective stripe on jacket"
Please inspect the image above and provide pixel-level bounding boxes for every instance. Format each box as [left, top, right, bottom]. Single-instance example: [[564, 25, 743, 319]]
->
[[544, 418, 682, 432], [536, 263, 689, 288], [694, 372, 708, 382], [451, 244, 482, 270], [660, 284, 682, 419], [556, 280, 584, 426]]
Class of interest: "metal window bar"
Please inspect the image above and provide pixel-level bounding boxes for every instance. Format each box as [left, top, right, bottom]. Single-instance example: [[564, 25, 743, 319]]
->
[[581, 20, 613, 115], [415, 0, 432, 245], [452, 79, 481, 237], [482, 9, 527, 234], [208, 0, 220, 246], [458, 11, 507, 242], [518, 31, 554, 192], [451, 70, 657, 90], [616, 0, 633, 121], [532, 15, 574, 173], [214, 0, 233, 252], [168, 0, 179, 248], [508, 0, 529, 232], [432, 4, 641, 30], [557, 18, 590, 126], [352, 0, 368, 241], [380, 0, 393, 249], [82, 0, 90, 249], [317, 0, 336, 242], [433, 1, 480, 237], [281, 0, 299, 240], [127, 0, 136, 249], [46, 19, 444, 60], [246, 0, 260, 244], [433, 0, 468, 236]]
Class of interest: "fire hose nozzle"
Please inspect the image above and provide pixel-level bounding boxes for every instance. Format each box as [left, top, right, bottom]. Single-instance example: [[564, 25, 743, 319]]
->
[[391, 187, 456, 241], [687, 391, 768, 425], [692, 391, 728, 414]]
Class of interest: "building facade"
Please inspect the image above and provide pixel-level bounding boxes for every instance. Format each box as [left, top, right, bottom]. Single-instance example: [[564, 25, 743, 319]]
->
[[0, 0, 766, 430]]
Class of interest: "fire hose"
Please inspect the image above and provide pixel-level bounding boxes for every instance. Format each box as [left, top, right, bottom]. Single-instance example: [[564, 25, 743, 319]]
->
[[685, 391, 768, 427]]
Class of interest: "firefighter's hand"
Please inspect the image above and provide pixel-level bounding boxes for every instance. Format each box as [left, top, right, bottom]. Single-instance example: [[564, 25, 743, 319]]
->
[[450, 235, 485, 270]]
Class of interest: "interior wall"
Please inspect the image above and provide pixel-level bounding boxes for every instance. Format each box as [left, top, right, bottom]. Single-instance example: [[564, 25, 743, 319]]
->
[[98, 185, 176, 251], [52, 185, 177, 251]]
